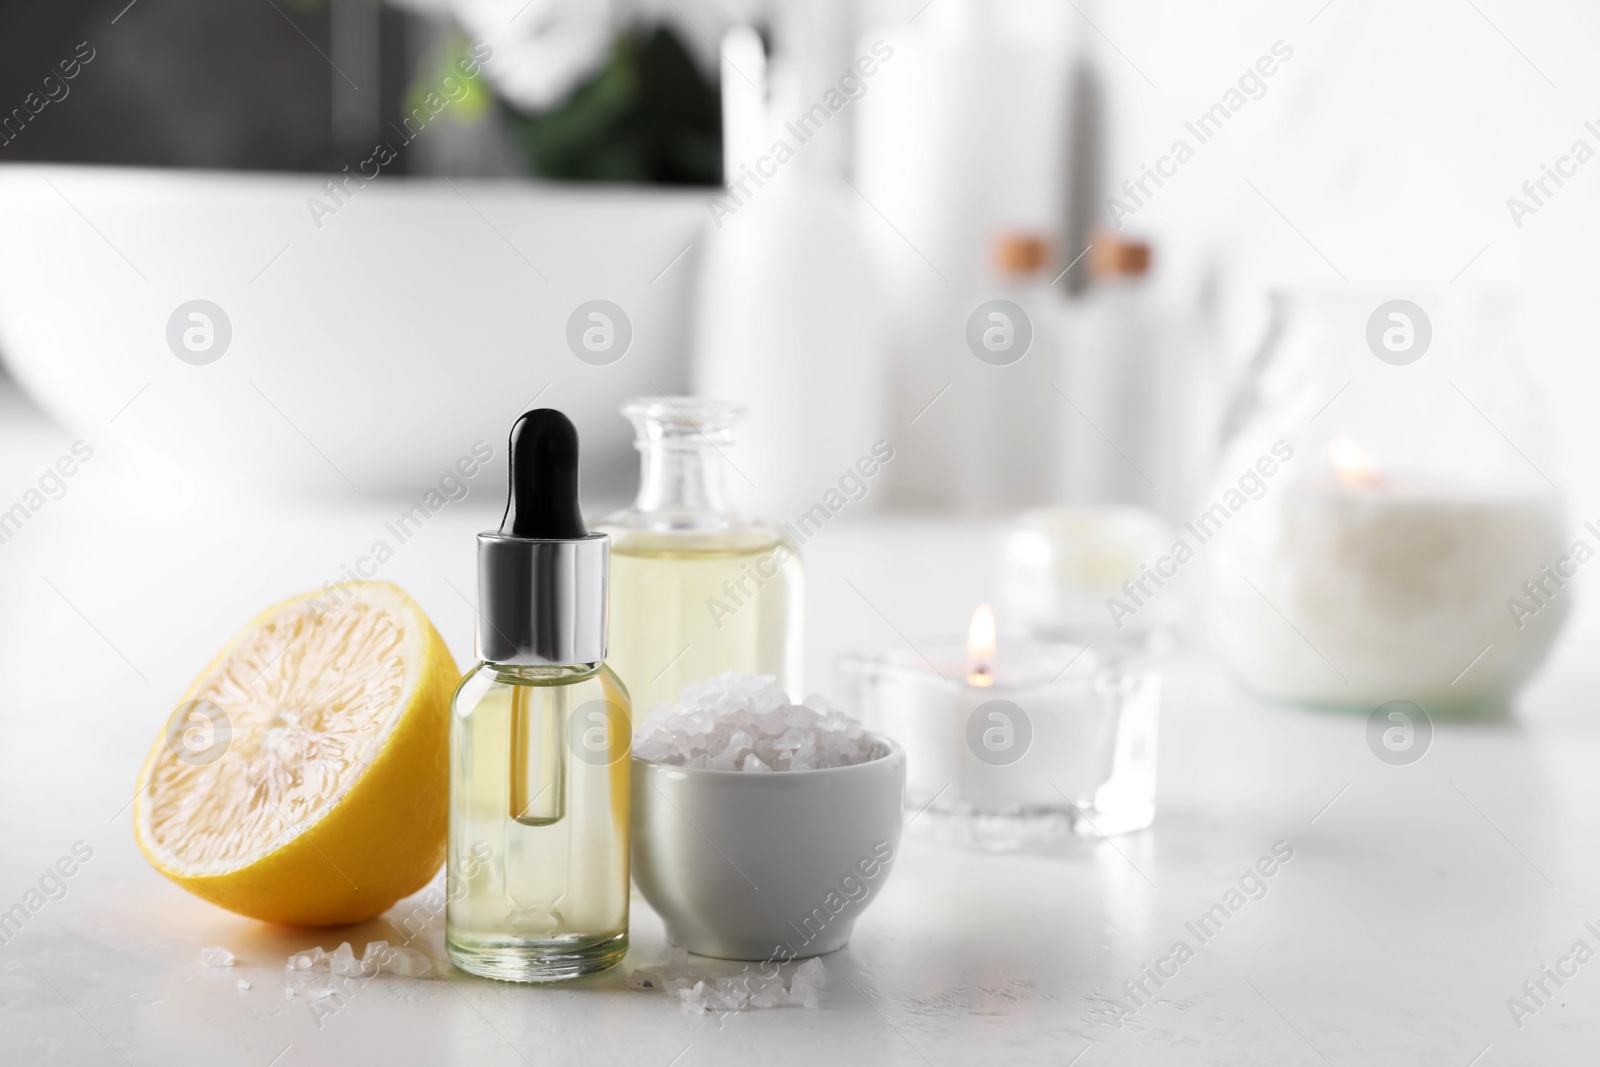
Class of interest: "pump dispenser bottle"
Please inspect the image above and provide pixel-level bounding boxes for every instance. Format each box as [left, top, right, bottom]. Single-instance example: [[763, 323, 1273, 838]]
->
[[447, 409, 631, 982]]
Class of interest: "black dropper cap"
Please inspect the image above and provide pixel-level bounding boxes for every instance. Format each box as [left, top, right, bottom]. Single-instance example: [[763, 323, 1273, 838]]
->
[[501, 408, 588, 539], [477, 408, 609, 665]]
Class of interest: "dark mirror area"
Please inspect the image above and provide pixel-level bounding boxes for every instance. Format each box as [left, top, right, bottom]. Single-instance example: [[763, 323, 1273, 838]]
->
[[0, 0, 719, 183]]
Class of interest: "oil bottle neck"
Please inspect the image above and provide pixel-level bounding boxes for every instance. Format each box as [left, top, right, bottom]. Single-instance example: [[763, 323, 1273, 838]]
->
[[635, 441, 732, 515], [623, 397, 745, 517]]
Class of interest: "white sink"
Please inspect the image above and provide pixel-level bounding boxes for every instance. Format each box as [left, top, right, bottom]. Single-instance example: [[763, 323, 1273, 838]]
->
[[0, 164, 706, 497]]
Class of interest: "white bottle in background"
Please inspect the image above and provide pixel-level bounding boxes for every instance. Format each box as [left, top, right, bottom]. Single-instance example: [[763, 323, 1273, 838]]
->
[[1056, 238, 1160, 512], [689, 26, 887, 519], [852, 0, 1076, 510], [947, 233, 1060, 514], [1054, 237, 1219, 523]]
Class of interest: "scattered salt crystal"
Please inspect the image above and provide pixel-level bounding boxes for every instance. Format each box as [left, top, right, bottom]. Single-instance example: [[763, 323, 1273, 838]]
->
[[626, 948, 827, 1013], [749, 976, 788, 1008], [360, 941, 391, 972], [698, 976, 734, 1011], [635, 672, 876, 772], [329, 942, 361, 977], [788, 958, 827, 1009], [677, 981, 709, 1013], [384, 946, 432, 977], [792, 958, 826, 983], [287, 941, 431, 981], [287, 947, 326, 971], [284, 987, 296, 1001], [626, 968, 662, 991], [236, 979, 251, 993], [200, 947, 235, 967]]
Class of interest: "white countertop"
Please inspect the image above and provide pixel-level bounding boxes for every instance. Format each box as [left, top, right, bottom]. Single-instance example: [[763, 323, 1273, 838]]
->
[[2, 385, 1598, 1066]]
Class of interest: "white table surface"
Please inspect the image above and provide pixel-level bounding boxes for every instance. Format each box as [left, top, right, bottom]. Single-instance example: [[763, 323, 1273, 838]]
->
[[1, 381, 1598, 1067]]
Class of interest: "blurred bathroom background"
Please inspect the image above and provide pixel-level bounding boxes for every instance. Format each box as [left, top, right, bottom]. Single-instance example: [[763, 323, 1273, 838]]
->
[[2, 0, 1597, 532]]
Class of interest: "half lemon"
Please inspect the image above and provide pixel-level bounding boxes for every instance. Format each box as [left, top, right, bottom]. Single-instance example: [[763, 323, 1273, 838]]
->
[[135, 581, 459, 925]]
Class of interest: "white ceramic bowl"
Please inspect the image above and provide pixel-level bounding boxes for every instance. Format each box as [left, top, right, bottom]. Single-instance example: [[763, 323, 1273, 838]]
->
[[631, 736, 906, 961], [0, 164, 705, 498]]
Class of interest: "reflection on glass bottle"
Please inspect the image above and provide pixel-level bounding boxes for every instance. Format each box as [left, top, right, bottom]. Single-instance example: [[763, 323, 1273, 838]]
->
[[447, 409, 631, 983], [597, 398, 803, 717]]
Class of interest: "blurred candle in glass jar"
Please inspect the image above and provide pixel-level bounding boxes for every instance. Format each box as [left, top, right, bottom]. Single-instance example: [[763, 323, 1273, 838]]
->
[[1214, 436, 1566, 715], [1206, 289, 1569, 717]]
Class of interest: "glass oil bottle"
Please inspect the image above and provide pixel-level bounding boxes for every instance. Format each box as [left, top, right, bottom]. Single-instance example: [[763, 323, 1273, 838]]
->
[[447, 409, 631, 982], [596, 397, 803, 717]]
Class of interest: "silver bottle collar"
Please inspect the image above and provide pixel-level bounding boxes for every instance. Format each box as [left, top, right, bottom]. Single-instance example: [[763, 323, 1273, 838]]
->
[[475, 531, 609, 666]]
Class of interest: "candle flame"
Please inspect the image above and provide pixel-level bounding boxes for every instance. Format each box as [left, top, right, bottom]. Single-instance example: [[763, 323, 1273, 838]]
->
[[967, 603, 996, 687], [1328, 436, 1385, 486]]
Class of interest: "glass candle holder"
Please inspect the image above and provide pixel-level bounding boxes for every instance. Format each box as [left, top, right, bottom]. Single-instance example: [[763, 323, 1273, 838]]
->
[[1001, 503, 1180, 648], [1204, 290, 1567, 717], [836, 616, 1158, 848]]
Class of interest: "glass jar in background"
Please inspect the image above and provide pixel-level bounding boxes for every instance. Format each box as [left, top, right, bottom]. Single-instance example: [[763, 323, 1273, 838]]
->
[[595, 398, 804, 717], [1202, 290, 1567, 717]]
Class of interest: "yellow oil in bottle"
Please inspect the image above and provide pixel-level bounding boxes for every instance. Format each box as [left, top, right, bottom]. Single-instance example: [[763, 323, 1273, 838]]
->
[[606, 528, 803, 716], [446, 662, 631, 982]]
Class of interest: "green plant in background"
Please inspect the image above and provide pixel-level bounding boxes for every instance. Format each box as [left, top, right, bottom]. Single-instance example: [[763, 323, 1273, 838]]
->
[[407, 31, 494, 127], [504, 27, 721, 186]]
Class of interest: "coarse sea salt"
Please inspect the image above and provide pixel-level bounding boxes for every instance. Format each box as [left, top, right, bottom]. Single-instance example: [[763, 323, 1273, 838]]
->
[[283, 941, 432, 980], [626, 947, 827, 1013], [634, 672, 877, 772]]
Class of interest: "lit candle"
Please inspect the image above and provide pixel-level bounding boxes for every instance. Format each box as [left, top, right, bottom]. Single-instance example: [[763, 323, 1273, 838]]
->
[[1326, 435, 1385, 487], [837, 605, 1159, 838], [967, 603, 996, 687]]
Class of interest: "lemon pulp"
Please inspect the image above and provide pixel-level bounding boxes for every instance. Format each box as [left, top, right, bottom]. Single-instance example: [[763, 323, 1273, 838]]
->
[[135, 581, 458, 925]]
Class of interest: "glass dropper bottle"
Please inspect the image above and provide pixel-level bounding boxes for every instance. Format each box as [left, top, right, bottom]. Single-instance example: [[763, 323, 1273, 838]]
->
[[446, 408, 632, 982]]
